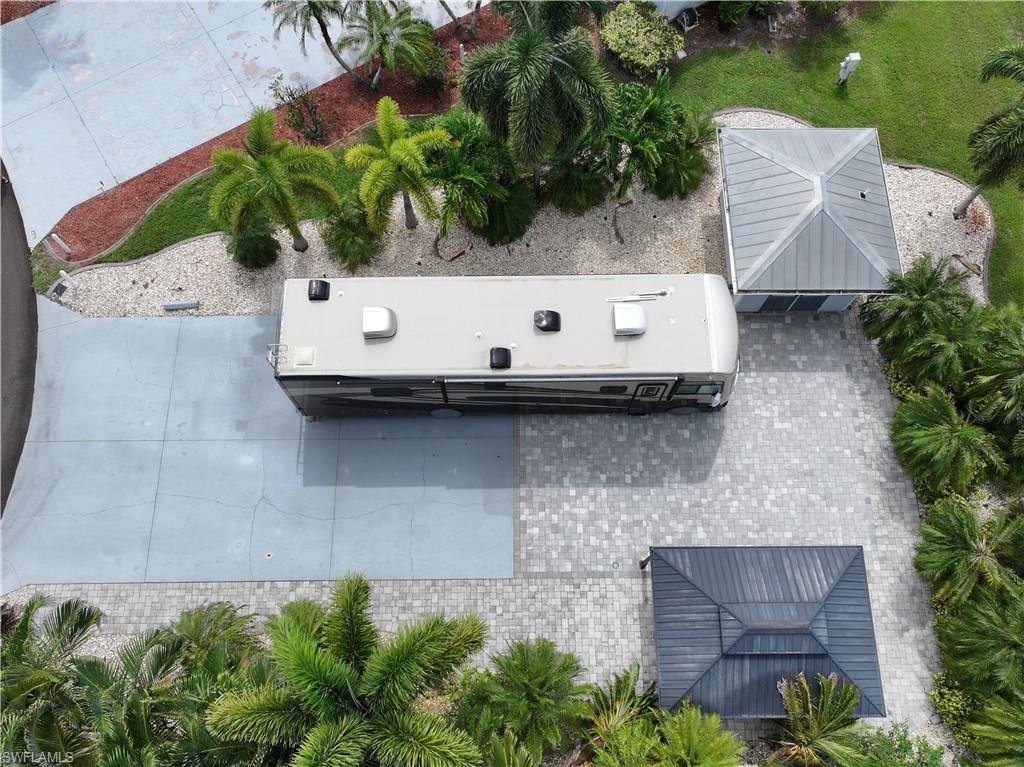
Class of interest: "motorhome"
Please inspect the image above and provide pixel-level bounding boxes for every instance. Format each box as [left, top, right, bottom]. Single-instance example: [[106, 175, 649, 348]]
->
[[271, 274, 739, 417]]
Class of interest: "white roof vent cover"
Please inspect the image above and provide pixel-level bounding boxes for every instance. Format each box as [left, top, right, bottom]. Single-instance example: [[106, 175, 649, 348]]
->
[[363, 306, 397, 339], [613, 303, 647, 336]]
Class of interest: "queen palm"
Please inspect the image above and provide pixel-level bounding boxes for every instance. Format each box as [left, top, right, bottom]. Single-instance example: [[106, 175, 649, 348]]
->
[[892, 385, 1007, 496], [206, 575, 486, 767], [937, 585, 1024, 696], [264, 0, 368, 86], [1, 596, 101, 763], [345, 97, 450, 232], [460, 7, 614, 189], [955, 43, 1024, 218], [861, 255, 970, 360], [209, 109, 340, 252], [914, 495, 1024, 605], [968, 689, 1024, 767], [338, 1, 435, 90]]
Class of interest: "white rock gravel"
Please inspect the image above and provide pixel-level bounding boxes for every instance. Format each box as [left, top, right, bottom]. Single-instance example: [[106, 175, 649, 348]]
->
[[60, 110, 993, 318]]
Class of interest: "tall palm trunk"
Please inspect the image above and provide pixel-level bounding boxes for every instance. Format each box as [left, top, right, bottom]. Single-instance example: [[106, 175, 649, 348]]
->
[[438, 0, 465, 34], [371, 64, 384, 90], [402, 191, 418, 229], [953, 183, 984, 220], [315, 14, 368, 86], [289, 224, 309, 252], [467, 0, 482, 40]]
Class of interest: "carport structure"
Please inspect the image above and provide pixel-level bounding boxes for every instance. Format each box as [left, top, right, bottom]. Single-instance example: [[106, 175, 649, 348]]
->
[[647, 546, 886, 718], [718, 127, 901, 312]]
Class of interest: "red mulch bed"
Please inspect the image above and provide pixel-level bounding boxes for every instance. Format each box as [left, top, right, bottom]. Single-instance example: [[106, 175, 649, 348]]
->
[[1, 0, 54, 24], [51, 6, 509, 263]]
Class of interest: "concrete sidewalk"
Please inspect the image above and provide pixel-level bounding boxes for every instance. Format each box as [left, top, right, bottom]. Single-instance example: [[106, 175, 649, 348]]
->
[[0, 298, 514, 590], [0, 0, 474, 245]]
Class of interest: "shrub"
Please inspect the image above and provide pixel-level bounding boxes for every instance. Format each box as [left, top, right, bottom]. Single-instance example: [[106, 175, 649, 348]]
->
[[319, 199, 380, 272], [269, 75, 327, 145], [543, 145, 612, 215], [227, 214, 281, 268], [752, 0, 785, 14], [853, 723, 944, 767], [800, 1, 847, 21], [718, 1, 753, 28], [455, 638, 589, 764], [600, 1, 685, 77], [928, 672, 978, 746], [416, 42, 451, 95], [881, 360, 917, 400], [469, 178, 537, 246]]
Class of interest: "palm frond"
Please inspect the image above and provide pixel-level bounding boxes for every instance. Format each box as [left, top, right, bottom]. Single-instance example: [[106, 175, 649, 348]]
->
[[372, 711, 482, 767], [324, 574, 380, 674], [206, 685, 314, 746], [267, 616, 360, 719], [292, 716, 370, 767]]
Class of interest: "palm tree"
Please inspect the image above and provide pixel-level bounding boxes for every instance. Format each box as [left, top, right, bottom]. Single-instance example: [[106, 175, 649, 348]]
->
[[458, 638, 590, 765], [892, 384, 1007, 496], [586, 661, 657, 746], [955, 43, 1024, 218], [593, 719, 660, 767], [460, 5, 614, 190], [338, 1, 435, 90], [655, 704, 745, 767], [914, 495, 1024, 605], [968, 689, 1024, 767], [1, 596, 102, 764], [486, 731, 533, 767], [209, 109, 340, 252], [345, 97, 450, 232], [769, 673, 864, 767], [937, 585, 1024, 696], [861, 255, 971, 360], [902, 302, 987, 392], [207, 575, 487, 767], [427, 108, 511, 245], [493, 0, 609, 36], [263, 0, 368, 86], [970, 302, 1024, 427]]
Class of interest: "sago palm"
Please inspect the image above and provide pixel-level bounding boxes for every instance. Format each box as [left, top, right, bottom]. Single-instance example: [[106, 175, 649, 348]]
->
[[914, 495, 1024, 604], [345, 97, 450, 232], [937, 585, 1024, 696], [968, 689, 1024, 767], [459, 638, 590, 765], [338, 1, 435, 89], [264, 0, 368, 86], [1, 596, 102, 764], [861, 255, 971, 360], [902, 302, 987, 393], [955, 43, 1024, 218], [206, 574, 487, 767], [769, 673, 865, 767], [655, 704, 745, 767], [593, 718, 659, 767], [209, 109, 340, 251], [460, 11, 614, 185], [970, 302, 1024, 428], [891, 384, 1007, 497], [586, 661, 657, 746]]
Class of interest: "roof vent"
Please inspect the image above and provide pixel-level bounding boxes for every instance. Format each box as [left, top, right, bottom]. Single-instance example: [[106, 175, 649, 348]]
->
[[363, 306, 397, 339], [534, 309, 561, 332], [308, 279, 330, 301], [490, 347, 511, 369], [860, 190, 868, 199], [613, 303, 647, 336]]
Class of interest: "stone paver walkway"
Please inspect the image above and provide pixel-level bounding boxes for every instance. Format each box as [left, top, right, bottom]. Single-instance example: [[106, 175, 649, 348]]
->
[[3, 308, 938, 732], [0, 0, 472, 245]]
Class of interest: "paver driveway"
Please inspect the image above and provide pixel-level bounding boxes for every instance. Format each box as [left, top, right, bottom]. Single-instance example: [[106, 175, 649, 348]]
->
[[1, 304, 938, 732], [0, 298, 514, 588], [0, 0, 475, 245]]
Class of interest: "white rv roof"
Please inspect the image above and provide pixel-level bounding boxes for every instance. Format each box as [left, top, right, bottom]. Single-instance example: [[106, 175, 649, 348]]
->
[[275, 274, 738, 378]]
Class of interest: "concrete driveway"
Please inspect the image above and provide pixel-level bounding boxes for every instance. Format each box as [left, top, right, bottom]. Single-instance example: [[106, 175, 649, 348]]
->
[[0, 298, 514, 589], [0, 0, 474, 245]]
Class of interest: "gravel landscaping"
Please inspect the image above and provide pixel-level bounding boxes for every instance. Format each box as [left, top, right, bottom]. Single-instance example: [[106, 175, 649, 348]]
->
[[57, 110, 993, 317]]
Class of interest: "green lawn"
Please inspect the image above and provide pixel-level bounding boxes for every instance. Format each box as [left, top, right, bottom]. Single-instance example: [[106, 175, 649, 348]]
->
[[668, 0, 1023, 305], [100, 152, 363, 264]]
